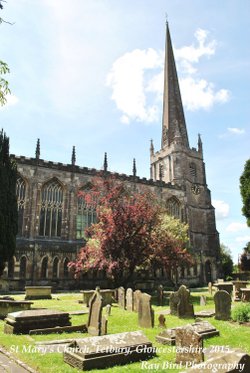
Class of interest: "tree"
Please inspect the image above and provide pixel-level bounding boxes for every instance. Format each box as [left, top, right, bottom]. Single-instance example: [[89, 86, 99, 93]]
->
[[0, 1, 11, 106], [240, 159, 250, 227], [240, 242, 250, 272], [220, 243, 234, 279], [0, 130, 18, 276], [70, 176, 191, 286]]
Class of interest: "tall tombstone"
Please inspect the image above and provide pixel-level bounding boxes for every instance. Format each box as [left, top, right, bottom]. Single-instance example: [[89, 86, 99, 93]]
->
[[169, 291, 179, 315], [118, 287, 125, 309], [138, 293, 154, 328], [177, 285, 194, 318], [175, 326, 204, 364], [157, 284, 164, 306], [87, 288, 104, 336], [126, 288, 134, 312], [133, 290, 141, 312], [208, 282, 213, 295], [214, 290, 231, 320]]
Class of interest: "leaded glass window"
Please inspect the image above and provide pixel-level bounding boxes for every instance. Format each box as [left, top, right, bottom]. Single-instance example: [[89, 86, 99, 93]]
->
[[76, 187, 97, 239], [39, 179, 63, 237], [16, 176, 26, 236], [166, 197, 181, 219]]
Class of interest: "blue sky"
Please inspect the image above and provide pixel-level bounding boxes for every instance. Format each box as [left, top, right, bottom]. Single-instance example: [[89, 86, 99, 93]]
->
[[1, 0, 249, 264]]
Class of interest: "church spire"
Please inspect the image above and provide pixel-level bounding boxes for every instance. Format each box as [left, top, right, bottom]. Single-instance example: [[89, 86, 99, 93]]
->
[[161, 22, 189, 149], [198, 133, 203, 155]]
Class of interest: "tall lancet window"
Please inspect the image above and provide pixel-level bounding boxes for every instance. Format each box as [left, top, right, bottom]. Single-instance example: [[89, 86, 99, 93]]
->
[[76, 186, 97, 239], [189, 162, 197, 182], [39, 179, 63, 237], [16, 176, 26, 236], [166, 196, 181, 220]]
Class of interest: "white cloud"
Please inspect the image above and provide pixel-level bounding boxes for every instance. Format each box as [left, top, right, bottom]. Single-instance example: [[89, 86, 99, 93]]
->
[[226, 222, 248, 232], [107, 28, 230, 123], [227, 127, 245, 135], [0, 94, 19, 110], [212, 199, 230, 220], [106, 48, 162, 123], [235, 235, 250, 243]]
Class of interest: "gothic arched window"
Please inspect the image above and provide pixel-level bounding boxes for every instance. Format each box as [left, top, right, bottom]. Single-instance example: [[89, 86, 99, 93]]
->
[[76, 186, 97, 239], [166, 197, 181, 219], [52, 257, 59, 278], [189, 162, 197, 182], [20, 256, 27, 279], [16, 176, 26, 236], [64, 257, 69, 278], [41, 256, 48, 278], [39, 179, 63, 237]]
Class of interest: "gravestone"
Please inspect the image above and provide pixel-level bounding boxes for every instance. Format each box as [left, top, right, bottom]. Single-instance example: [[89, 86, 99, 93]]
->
[[169, 292, 179, 315], [126, 288, 134, 311], [214, 290, 231, 320], [25, 286, 52, 300], [175, 326, 204, 364], [158, 314, 166, 328], [106, 304, 111, 316], [138, 293, 154, 328], [4, 309, 71, 334], [208, 282, 213, 295], [157, 284, 164, 306], [156, 320, 219, 345], [87, 288, 104, 336], [63, 331, 155, 370], [118, 287, 125, 309], [0, 300, 33, 319], [133, 290, 141, 312], [214, 282, 233, 295], [200, 295, 206, 306], [177, 285, 194, 318]]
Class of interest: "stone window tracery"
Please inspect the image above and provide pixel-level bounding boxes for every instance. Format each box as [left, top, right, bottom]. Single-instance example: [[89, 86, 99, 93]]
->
[[76, 186, 97, 239], [166, 196, 181, 220], [39, 179, 63, 237], [16, 176, 26, 236]]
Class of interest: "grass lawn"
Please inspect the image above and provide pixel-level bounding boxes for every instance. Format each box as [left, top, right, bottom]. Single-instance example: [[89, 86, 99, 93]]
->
[[0, 290, 250, 372]]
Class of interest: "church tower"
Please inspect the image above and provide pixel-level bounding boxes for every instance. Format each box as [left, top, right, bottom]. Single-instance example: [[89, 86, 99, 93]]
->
[[150, 23, 220, 283]]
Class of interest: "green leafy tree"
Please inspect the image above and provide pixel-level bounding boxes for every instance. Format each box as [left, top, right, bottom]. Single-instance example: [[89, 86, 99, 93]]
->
[[0, 130, 18, 276], [240, 159, 250, 227], [220, 243, 234, 278], [240, 242, 250, 272], [0, 1, 11, 106]]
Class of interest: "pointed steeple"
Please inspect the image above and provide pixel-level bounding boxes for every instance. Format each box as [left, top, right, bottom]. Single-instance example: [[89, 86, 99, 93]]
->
[[161, 22, 189, 149], [35, 138, 40, 160], [71, 146, 76, 165], [133, 158, 137, 177], [103, 152, 108, 172]]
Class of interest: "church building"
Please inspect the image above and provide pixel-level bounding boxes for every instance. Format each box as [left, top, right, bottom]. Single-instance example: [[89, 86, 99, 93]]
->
[[3, 23, 220, 290]]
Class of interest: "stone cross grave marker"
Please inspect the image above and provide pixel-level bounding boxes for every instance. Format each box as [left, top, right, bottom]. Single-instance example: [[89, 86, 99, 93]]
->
[[138, 292, 154, 328], [133, 290, 141, 312], [126, 288, 134, 312], [175, 325, 204, 364], [87, 288, 104, 336], [214, 290, 231, 320], [118, 287, 125, 309]]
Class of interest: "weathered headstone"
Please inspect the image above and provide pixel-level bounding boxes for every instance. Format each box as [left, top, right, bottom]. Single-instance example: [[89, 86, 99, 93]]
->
[[126, 288, 134, 311], [158, 314, 166, 328], [101, 316, 108, 335], [214, 290, 231, 320], [133, 290, 141, 312], [25, 286, 52, 300], [138, 293, 154, 328], [87, 288, 104, 336], [4, 309, 71, 334], [200, 295, 206, 306], [106, 304, 111, 316], [175, 326, 204, 364], [0, 300, 33, 319], [157, 284, 164, 306], [177, 285, 194, 318], [169, 292, 179, 315], [63, 331, 155, 370], [156, 320, 219, 345], [118, 287, 125, 309]]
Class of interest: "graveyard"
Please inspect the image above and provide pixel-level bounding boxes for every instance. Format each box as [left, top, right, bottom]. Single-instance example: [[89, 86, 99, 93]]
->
[[0, 286, 250, 372]]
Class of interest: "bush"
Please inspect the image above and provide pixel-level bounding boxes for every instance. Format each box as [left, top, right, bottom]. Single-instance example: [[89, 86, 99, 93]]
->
[[232, 303, 250, 323]]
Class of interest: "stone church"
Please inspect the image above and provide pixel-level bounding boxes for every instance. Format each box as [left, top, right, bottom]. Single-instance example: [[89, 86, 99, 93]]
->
[[3, 23, 220, 290]]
